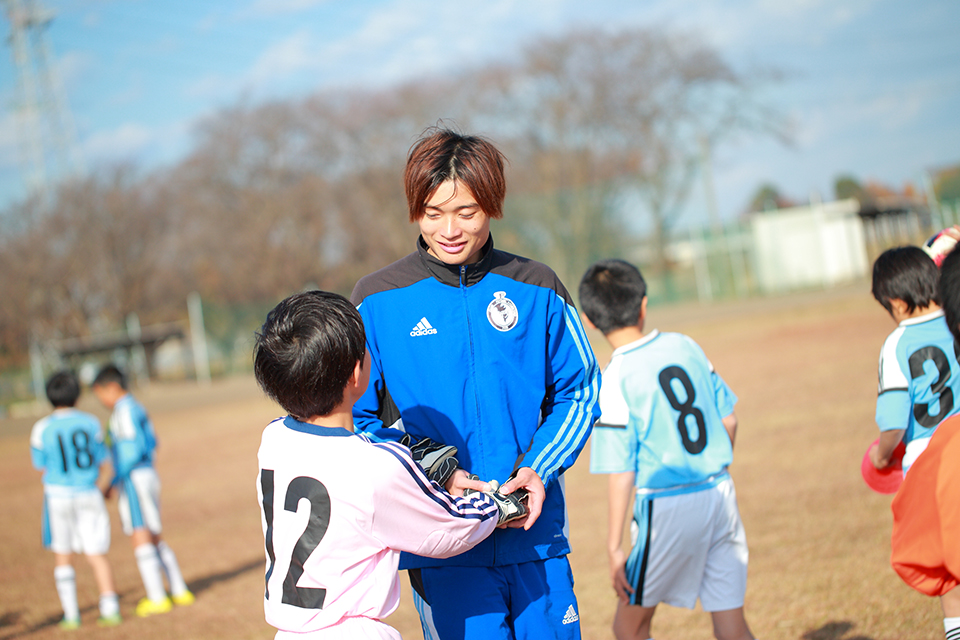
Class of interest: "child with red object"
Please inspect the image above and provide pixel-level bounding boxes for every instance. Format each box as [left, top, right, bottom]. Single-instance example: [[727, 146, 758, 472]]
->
[[891, 229, 960, 640]]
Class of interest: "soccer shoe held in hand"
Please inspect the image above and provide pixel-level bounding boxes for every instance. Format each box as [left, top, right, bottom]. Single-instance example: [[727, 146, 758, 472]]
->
[[461, 474, 529, 524], [400, 434, 459, 486], [489, 487, 529, 526]]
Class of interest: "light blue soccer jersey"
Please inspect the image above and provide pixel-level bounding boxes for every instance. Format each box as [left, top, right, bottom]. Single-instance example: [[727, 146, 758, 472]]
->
[[876, 309, 960, 472], [590, 330, 738, 495], [107, 394, 157, 479], [30, 408, 107, 492]]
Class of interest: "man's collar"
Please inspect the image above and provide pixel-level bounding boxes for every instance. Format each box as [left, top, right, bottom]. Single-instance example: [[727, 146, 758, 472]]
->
[[417, 235, 494, 287]]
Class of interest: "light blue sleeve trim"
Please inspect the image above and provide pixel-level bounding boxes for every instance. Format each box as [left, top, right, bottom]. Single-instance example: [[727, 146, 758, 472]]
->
[[529, 298, 601, 481], [876, 389, 910, 431]]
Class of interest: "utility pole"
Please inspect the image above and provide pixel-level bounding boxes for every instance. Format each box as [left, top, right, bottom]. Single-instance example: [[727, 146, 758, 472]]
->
[[3, 0, 83, 206]]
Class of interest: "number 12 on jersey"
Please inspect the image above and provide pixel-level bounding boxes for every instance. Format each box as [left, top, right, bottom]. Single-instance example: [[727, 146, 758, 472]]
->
[[260, 469, 331, 610]]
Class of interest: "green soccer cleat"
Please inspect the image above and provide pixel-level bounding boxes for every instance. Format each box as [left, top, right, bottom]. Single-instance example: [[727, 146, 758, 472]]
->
[[135, 596, 173, 617], [171, 590, 195, 606], [57, 617, 81, 630], [96, 613, 122, 627]]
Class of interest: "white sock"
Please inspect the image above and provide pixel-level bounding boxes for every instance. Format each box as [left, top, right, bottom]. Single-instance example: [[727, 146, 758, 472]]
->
[[945, 616, 960, 640], [54, 565, 79, 621], [99, 592, 120, 618], [157, 540, 188, 595], [134, 543, 168, 602]]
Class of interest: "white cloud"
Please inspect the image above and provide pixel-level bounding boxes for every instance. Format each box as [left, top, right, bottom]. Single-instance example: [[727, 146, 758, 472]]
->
[[245, 29, 318, 89], [185, 29, 325, 101], [307, 0, 553, 87], [80, 117, 193, 166], [82, 123, 156, 160]]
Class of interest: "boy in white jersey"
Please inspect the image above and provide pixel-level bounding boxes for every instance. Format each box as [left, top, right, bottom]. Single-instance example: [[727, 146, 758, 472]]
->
[[579, 259, 756, 640], [253, 290, 523, 639], [868, 246, 960, 475], [92, 364, 194, 617], [30, 370, 121, 629]]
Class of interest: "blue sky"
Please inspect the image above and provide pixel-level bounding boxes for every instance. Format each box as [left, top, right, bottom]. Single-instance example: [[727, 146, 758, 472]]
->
[[1, 0, 958, 225]]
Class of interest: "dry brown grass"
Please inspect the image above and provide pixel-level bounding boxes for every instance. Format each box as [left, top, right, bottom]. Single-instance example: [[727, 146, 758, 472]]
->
[[0, 283, 943, 639]]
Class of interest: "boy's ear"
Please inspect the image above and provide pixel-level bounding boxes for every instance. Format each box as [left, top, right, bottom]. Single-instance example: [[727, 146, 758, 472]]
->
[[348, 356, 369, 397], [580, 312, 597, 331], [889, 298, 909, 318], [638, 296, 648, 325]]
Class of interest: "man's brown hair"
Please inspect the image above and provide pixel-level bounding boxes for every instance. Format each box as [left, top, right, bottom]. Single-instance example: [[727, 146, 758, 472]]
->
[[403, 128, 506, 222]]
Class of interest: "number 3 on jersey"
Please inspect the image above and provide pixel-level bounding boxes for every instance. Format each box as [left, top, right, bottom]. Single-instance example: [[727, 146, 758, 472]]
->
[[658, 366, 707, 454], [260, 469, 331, 609], [909, 345, 957, 428]]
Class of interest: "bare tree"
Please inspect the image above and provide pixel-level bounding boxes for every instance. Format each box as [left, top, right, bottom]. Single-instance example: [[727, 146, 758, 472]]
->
[[0, 24, 785, 366], [475, 28, 786, 279]]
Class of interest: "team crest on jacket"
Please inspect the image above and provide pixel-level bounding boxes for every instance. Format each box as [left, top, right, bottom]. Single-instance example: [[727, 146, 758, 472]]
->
[[486, 291, 518, 332]]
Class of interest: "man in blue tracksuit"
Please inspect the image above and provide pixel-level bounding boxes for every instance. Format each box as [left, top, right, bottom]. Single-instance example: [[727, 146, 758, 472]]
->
[[351, 128, 601, 639]]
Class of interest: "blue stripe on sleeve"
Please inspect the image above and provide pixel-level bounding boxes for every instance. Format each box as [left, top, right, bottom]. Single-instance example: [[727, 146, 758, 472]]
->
[[374, 442, 498, 522]]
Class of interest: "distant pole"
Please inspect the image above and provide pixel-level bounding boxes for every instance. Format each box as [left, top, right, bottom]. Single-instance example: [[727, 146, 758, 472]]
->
[[188, 292, 211, 386], [922, 172, 943, 230], [699, 135, 722, 232], [29, 339, 44, 401], [691, 225, 713, 302], [126, 313, 149, 387]]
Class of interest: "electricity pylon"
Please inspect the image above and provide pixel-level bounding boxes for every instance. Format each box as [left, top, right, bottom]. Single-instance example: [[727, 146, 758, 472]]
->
[[3, 0, 83, 206]]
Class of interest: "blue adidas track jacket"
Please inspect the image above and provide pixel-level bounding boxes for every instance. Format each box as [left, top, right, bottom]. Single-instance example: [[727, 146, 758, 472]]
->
[[351, 236, 601, 568]]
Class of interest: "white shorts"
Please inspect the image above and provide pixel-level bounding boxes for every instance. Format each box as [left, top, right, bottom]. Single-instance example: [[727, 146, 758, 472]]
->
[[626, 477, 748, 612], [44, 489, 111, 556], [118, 467, 163, 536]]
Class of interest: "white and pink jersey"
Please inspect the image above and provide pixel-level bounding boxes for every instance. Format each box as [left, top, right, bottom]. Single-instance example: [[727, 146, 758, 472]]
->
[[257, 417, 498, 638]]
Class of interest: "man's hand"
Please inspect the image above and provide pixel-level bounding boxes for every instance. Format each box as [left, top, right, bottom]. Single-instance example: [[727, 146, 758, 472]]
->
[[444, 469, 490, 496], [498, 467, 545, 530], [608, 548, 634, 602]]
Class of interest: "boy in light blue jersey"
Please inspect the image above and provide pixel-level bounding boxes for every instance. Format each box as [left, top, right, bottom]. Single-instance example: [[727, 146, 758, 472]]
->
[[30, 370, 121, 629], [869, 246, 960, 475], [579, 259, 756, 640], [92, 364, 194, 618]]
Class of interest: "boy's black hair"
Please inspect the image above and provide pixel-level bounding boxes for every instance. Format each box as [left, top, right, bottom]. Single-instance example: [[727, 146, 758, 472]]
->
[[45, 370, 81, 408], [871, 246, 941, 315], [579, 259, 647, 335], [253, 290, 366, 422], [941, 246, 960, 342], [92, 364, 128, 390]]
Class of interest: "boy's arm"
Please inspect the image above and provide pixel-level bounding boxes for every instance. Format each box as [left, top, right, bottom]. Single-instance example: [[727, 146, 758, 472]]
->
[[29, 422, 47, 471], [30, 446, 45, 471], [98, 459, 117, 497], [371, 442, 499, 558], [723, 412, 738, 448], [607, 471, 636, 602], [870, 428, 906, 469]]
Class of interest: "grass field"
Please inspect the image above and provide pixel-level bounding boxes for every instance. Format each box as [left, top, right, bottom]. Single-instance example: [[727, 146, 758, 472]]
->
[[0, 283, 944, 640]]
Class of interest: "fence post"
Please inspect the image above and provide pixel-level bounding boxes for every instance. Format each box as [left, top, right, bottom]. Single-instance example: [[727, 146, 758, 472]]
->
[[188, 292, 212, 386], [691, 225, 713, 303], [29, 340, 45, 402], [126, 313, 149, 387]]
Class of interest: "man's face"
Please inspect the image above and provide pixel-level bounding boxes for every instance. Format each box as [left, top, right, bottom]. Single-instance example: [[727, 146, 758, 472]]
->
[[417, 180, 491, 266]]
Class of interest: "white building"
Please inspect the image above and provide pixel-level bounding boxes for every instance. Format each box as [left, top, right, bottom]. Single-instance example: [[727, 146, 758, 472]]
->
[[749, 198, 869, 293]]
